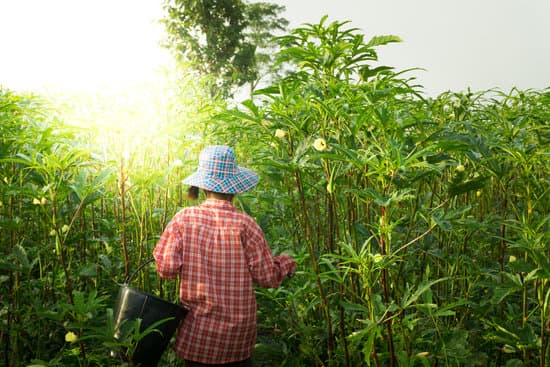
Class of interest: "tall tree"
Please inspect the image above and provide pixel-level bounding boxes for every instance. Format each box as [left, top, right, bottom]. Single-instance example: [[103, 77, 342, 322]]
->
[[162, 0, 288, 98], [242, 2, 288, 94]]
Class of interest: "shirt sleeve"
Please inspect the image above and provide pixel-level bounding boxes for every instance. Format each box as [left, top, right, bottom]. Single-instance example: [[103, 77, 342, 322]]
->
[[153, 216, 183, 279], [244, 218, 296, 288]]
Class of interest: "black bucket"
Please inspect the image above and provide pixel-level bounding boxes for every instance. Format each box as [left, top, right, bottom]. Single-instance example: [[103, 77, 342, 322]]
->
[[112, 258, 188, 367]]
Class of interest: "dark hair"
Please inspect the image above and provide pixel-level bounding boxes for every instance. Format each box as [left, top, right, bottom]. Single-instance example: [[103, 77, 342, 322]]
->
[[204, 189, 235, 201], [187, 186, 199, 201]]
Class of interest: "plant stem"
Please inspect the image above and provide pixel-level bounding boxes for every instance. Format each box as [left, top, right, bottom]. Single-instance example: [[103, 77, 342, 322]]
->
[[294, 168, 334, 359], [120, 158, 129, 279], [4, 165, 15, 366], [379, 205, 395, 366]]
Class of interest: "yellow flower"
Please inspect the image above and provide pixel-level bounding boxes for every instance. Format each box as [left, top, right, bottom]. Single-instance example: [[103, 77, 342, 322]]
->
[[455, 164, 465, 172], [65, 331, 78, 343], [275, 129, 287, 139], [313, 138, 328, 152], [373, 254, 383, 263], [49, 229, 56, 236], [509, 255, 517, 263], [0, 200, 3, 207], [33, 197, 48, 205], [476, 190, 482, 197], [61, 224, 70, 233]]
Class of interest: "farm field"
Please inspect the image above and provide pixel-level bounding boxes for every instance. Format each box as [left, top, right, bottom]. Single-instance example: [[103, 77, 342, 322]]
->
[[1, 16, 549, 367]]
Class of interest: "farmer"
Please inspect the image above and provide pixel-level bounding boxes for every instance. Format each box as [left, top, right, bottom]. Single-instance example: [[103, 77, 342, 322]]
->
[[153, 145, 296, 367]]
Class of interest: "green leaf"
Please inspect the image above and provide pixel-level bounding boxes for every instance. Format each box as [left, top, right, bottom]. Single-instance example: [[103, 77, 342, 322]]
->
[[491, 286, 521, 304], [13, 243, 30, 269], [504, 359, 523, 367], [448, 175, 488, 196], [401, 278, 448, 310], [79, 263, 98, 278], [360, 65, 394, 81], [366, 35, 403, 48]]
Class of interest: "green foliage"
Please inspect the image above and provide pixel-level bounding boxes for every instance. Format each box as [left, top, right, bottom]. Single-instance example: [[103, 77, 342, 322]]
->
[[0, 83, 204, 366], [209, 18, 549, 367], [162, 0, 288, 97], [1, 16, 549, 367]]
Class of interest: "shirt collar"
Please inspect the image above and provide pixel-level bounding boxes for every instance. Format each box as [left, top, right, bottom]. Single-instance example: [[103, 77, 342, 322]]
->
[[201, 198, 235, 210]]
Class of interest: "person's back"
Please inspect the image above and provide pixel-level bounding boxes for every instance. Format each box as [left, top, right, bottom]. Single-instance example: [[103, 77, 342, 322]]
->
[[154, 146, 296, 366]]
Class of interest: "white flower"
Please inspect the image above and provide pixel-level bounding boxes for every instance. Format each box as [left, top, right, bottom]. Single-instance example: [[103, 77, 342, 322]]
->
[[313, 138, 328, 152], [61, 224, 70, 233], [49, 229, 56, 236], [33, 198, 41, 205], [275, 129, 287, 139]]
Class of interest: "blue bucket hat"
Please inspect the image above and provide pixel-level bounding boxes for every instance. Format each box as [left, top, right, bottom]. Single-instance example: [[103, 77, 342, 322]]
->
[[183, 145, 259, 194]]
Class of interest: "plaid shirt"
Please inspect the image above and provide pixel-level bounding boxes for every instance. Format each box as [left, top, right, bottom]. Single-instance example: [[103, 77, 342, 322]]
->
[[153, 198, 296, 364]]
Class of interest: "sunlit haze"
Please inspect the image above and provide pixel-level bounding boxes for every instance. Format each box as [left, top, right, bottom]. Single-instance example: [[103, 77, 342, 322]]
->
[[1, 0, 549, 96], [0, 0, 171, 92]]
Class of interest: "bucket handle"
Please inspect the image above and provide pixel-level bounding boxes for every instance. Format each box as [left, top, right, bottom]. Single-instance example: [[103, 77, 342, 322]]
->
[[125, 258, 155, 284]]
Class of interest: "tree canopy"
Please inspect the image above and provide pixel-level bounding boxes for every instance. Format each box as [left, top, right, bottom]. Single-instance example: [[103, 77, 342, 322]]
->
[[162, 0, 288, 98]]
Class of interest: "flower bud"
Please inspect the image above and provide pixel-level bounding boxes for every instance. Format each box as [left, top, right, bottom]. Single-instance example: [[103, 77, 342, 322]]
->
[[326, 182, 333, 194]]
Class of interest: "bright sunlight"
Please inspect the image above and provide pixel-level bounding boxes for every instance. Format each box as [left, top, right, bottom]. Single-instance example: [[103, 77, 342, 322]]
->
[[0, 0, 169, 92], [0, 1, 206, 164]]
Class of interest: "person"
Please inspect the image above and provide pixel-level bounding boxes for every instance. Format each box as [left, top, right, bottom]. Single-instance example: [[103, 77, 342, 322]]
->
[[153, 145, 296, 367]]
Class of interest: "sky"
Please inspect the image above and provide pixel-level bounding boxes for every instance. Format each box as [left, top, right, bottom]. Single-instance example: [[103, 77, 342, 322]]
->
[[0, 0, 549, 96], [0, 0, 169, 92]]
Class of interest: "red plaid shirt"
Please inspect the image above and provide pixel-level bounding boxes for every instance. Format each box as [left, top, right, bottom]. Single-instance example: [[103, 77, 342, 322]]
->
[[153, 198, 296, 364]]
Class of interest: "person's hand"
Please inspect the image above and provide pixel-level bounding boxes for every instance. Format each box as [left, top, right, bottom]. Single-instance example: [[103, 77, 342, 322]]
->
[[287, 261, 297, 278]]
